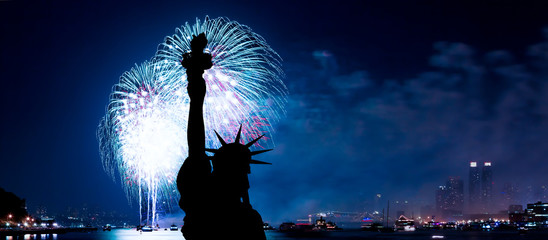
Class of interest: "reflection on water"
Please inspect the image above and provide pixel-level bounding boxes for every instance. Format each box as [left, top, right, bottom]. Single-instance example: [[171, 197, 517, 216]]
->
[[4, 229, 182, 240], [4, 229, 548, 240], [4, 229, 286, 240], [5, 234, 58, 240]]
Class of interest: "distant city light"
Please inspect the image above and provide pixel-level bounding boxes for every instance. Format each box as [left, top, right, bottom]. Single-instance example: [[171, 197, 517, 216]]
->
[[484, 162, 492, 167], [470, 161, 477, 167]]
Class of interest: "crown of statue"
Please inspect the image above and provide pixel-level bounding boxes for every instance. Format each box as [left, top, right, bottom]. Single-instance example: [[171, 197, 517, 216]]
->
[[205, 125, 272, 165]]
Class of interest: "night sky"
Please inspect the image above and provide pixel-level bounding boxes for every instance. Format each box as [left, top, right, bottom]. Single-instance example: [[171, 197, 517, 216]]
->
[[2, 0, 548, 224]]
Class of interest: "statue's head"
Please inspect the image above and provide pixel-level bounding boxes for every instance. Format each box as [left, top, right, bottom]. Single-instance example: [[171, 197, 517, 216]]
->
[[190, 33, 208, 52], [206, 126, 271, 175]]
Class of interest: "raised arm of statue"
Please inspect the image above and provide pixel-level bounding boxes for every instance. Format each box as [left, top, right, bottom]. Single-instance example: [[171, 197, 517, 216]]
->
[[186, 71, 206, 158], [183, 33, 212, 158]]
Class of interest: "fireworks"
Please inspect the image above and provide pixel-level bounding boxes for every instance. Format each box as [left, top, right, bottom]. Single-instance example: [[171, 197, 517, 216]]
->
[[97, 17, 286, 225], [155, 16, 286, 143]]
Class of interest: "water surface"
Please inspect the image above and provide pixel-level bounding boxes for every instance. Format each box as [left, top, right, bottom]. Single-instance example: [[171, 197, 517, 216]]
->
[[5, 229, 548, 240]]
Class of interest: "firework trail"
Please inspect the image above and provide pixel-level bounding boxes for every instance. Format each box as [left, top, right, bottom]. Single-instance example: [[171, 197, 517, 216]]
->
[[97, 17, 287, 225], [155, 16, 286, 144]]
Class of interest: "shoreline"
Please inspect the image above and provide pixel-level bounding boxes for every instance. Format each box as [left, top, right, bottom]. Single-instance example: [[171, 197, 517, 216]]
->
[[0, 227, 98, 236]]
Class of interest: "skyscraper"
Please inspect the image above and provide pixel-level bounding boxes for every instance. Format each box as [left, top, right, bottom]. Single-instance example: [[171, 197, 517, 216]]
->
[[436, 177, 464, 220], [481, 162, 493, 213], [435, 186, 447, 215], [469, 161, 481, 212], [447, 177, 464, 211]]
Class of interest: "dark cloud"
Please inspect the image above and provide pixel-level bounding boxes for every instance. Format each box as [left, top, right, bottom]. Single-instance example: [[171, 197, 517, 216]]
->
[[250, 28, 548, 224]]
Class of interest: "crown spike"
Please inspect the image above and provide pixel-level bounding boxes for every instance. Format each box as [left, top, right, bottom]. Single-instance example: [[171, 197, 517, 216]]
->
[[250, 149, 273, 156], [245, 134, 265, 148], [235, 124, 243, 144], [214, 130, 227, 146], [250, 159, 272, 165]]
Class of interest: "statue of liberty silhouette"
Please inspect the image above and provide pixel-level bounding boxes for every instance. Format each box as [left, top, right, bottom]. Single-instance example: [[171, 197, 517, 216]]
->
[[176, 33, 269, 240]]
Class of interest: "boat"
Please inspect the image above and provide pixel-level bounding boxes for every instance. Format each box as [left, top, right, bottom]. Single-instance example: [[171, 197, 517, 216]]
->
[[315, 217, 342, 231], [141, 226, 153, 232], [170, 224, 178, 231], [263, 222, 275, 230], [361, 222, 385, 232], [278, 222, 296, 232], [394, 215, 415, 231], [102, 224, 112, 231], [278, 222, 328, 238], [278, 217, 340, 237], [423, 220, 442, 230]]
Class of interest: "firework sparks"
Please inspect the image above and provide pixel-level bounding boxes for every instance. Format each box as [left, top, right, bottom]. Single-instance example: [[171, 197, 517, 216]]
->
[[97, 17, 286, 225], [155, 16, 287, 144]]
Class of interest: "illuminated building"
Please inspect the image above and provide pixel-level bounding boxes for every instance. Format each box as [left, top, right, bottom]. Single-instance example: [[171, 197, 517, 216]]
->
[[435, 186, 446, 215], [509, 204, 523, 213], [526, 202, 548, 217], [435, 177, 464, 220], [525, 202, 548, 228], [468, 161, 481, 212], [508, 205, 526, 225], [446, 177, 464, 213], [481, 162, 493, 213]]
